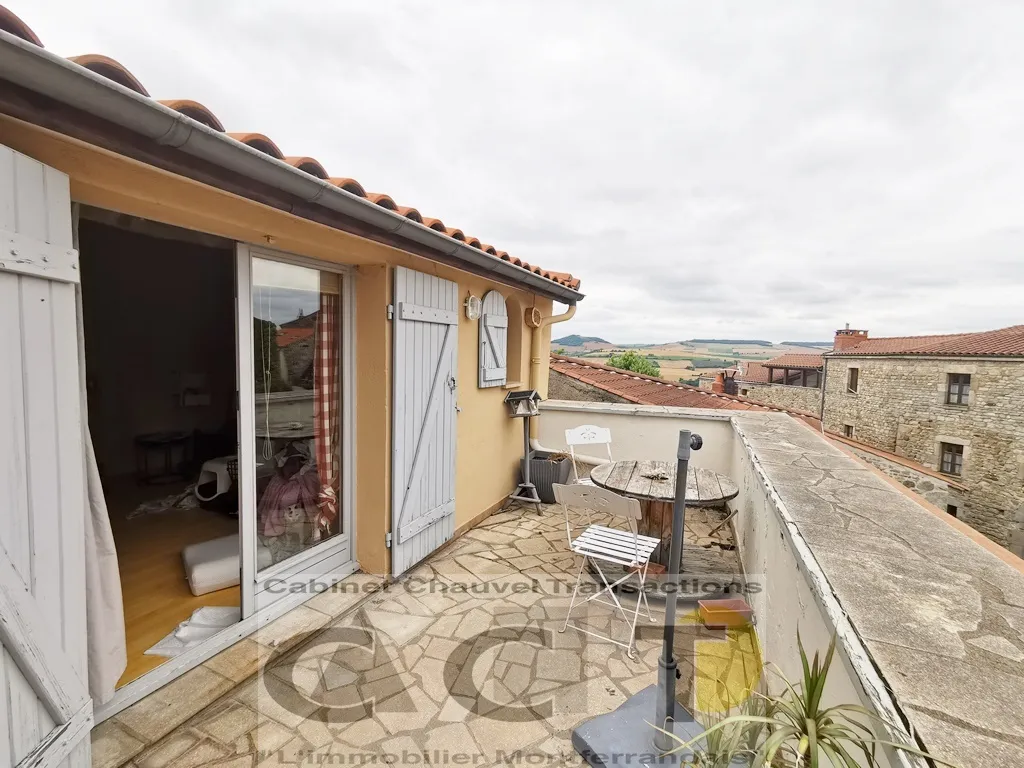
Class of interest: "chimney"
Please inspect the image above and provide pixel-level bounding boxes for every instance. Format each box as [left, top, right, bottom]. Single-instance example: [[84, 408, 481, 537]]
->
[[834, 323, 868, 352], [723, 371, 739, 396], [712, 372, 726, 393]]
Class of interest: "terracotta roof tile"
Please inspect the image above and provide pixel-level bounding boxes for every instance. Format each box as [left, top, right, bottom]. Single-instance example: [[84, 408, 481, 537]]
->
[[543, 270, 575, 283], [830, 325, 1024, 357], [69, 54, 148, 96], [330, 177, 366, 197], [366, 193, 398, 210], [548, 355, 823, 417], [226, 132, 284, 159], [0, 5, 580, 293], [736, 361, 772, 383], [763, 353, 823, 369], [395, 206, 423, 223], [0, 4, 42, 45], [157, 100, 224, 132], [276, 327, 314, 348], [284, 156, 329, 179]]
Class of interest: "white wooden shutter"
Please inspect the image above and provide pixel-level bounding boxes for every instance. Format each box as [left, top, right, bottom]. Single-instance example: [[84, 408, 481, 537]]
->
[[478, 290, 508, 388], [391, 267, 459, 576], [0, 146, 92, 767]]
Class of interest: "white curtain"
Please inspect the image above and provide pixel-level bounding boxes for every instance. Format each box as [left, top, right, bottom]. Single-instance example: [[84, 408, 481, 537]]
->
[[83, 422, 127, 702], [74, 204, 127, 703]]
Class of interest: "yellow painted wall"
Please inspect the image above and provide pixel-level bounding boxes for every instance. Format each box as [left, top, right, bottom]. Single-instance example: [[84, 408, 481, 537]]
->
[[450, 275, 552, 532], [0, 114, 561, 576]]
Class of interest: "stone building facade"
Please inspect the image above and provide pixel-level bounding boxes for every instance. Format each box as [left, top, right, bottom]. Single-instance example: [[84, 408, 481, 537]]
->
[[726, 355, 825, 415], [823, 328, 1024, 546], [737, 382, 822, 414]]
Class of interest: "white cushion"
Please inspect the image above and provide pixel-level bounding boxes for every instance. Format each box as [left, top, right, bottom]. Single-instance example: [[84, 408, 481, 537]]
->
[[181, 533, 271, 596]]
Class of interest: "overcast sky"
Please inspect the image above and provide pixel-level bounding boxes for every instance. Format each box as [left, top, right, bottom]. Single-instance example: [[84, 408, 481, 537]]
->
[[17, 1, 1024, 343]]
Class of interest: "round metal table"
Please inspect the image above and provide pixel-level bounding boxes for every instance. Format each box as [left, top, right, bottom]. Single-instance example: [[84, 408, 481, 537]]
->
[[134, 431, 191, 485], [590, 460, 739, 570]]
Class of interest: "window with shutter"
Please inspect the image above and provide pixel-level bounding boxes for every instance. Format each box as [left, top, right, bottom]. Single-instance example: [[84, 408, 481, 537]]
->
[[479, 290, 508, 387]]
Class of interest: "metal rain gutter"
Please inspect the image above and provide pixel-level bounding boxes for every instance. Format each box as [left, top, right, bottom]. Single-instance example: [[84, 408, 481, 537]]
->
[[0, 32, 584, 305]]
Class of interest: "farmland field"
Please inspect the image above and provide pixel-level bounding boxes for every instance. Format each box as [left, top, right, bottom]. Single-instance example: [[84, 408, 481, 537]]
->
[[551, 338, 830, 383]]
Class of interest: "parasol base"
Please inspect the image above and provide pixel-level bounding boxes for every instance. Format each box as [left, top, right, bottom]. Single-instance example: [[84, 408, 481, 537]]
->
[[571, 684, 705, 766]]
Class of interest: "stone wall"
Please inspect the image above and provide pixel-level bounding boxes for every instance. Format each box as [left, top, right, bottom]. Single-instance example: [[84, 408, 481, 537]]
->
[[548, 369, 630, 404], [823, 356, 1024, 545], [740, 382, 822, 414], [843, 444, 953, 510], [1010, 505, 1024, 559]]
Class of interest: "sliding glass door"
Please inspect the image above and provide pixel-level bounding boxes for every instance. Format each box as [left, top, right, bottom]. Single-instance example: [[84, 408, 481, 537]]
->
[[236, 245, 354, 615]]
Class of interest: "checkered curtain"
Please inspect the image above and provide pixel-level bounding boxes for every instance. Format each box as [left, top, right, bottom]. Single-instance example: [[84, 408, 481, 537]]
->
[[314, 292, 340, 532]]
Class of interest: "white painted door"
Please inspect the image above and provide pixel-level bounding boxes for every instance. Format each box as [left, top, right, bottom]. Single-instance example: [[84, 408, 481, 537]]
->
[[391, 267, 459, 576], [0, 146, 92, 767], [236, 246, 357, 615]]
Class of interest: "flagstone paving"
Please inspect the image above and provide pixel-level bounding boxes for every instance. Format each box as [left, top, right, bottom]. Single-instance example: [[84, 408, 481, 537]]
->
[[104, 502, 744, 767]]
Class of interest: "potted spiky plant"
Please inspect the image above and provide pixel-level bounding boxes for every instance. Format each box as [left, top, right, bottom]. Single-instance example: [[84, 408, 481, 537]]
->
[[655, 633, 957, 767], [682, 691, 768, 767]]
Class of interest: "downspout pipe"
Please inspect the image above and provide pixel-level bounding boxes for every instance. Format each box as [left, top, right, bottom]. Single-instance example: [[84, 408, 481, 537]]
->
[[529, 303, 577, 439], [0, 32, 585, 306]]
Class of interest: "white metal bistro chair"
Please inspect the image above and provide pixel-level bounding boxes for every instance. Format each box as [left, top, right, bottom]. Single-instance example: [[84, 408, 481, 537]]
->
[[564, 424, 613, 484], [553, 483, 659, 658]]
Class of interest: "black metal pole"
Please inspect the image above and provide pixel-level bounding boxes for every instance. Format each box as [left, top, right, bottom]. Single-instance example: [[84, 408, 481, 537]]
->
[[521, 416, 541, 513], [654, 429, 701, 751], [522, 416, 531, 488]]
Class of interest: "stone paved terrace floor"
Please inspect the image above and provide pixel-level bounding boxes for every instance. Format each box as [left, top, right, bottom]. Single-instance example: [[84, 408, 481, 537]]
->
[[93, 502, 746, 768]]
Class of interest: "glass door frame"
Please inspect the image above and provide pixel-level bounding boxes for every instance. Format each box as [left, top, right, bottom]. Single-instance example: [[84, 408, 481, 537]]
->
[[236, 243, 356, 617]]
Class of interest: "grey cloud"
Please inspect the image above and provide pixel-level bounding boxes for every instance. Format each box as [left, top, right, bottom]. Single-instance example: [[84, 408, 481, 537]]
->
[[21, 0, 1024, 343]]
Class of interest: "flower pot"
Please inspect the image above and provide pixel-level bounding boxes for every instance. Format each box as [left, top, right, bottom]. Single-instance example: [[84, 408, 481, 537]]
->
[[698, 597, 754, 630], [520, 450, 572, 504]]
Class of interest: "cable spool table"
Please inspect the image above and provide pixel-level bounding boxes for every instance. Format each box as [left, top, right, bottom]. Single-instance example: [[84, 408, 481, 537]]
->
[[589, 460, 739, 571]]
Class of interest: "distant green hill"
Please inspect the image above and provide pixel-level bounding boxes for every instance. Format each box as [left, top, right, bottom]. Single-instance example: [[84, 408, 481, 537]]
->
[[553, 334, 609, 346], [781, 341, 832, 348], [687, 338, 772, 346]]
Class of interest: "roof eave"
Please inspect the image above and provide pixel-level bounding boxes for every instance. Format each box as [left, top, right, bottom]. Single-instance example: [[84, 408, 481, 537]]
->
[[826, 352, 1024, 360], [0, 31, 584, 304]]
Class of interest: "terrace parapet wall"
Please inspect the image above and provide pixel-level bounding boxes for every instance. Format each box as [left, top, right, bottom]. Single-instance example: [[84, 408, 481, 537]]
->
[[731, 411, 1024, 768]]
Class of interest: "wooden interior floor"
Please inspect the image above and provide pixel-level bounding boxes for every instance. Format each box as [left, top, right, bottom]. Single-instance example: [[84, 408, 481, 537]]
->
[[107, 479, 239, 688]]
